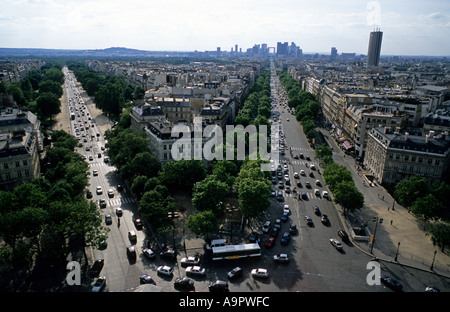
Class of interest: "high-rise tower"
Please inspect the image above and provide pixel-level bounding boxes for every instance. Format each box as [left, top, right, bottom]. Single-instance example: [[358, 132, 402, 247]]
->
[[367, 29, 383, 67]]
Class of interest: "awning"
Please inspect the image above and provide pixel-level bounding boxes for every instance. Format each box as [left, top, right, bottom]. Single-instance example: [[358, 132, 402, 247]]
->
[[343, 140, 352, 149]]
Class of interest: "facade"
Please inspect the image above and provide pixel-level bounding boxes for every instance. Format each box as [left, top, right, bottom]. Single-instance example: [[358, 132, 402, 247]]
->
[[0, 107, 42, 190], [367, 30, 383, 67], [364, 127, 450, 187]]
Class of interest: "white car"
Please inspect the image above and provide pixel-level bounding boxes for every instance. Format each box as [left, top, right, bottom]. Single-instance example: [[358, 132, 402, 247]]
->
[[186, 266, 206, 276], [180, 256, 200, 266], [157, 265, 173, 276], [273, 254, 290, 263], [323, 191, 329, 198], [330, 238, 343, 250], [96, 186, 102, 195], [93, 169, 98, 176], [314, 189, 320, 196], [283, 204, 290, 215], [294, 172, 299, 179], [251, 268, 269, 278]]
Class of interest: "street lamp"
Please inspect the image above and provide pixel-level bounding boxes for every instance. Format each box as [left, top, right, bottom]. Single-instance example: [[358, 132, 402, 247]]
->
[[430, 250, 437, 271], [394, 242, 400, 262], [369, 216, 383, 254]]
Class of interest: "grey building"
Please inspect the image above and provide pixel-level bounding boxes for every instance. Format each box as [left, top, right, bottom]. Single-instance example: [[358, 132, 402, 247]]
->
[[367, 30, 383, 67]]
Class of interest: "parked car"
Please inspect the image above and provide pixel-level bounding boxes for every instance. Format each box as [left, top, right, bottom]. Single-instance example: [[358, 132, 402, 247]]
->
[[208, 280, 229, 292], [273, 253, 290, 263], [140, 274, 156, 285], [227, 267, 243, 280], [90, 258, 104, 277], [99, 198, 106, 208], [104, 214, 112, 225], [186, 266, 206, 276], [174, 277, 194, 289], [180, 256, 200, 267], [142, 247, 156, 259], [160, 249, 177, 260], [157, 265, 173, 276], [262, 221, 271, 233], [338, 230, 349, 242], [265, 237, 275, 248], [128, 231, 137, 243], [126, 245, 136, 259], [91, 277, 106, 292], [289, 223, 297, 234], [330, 238, 343, 250], [251, 268, 269, 278]]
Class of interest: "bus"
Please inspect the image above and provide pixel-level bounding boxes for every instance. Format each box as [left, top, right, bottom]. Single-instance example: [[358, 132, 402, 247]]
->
[[212, 243, 261, 261]]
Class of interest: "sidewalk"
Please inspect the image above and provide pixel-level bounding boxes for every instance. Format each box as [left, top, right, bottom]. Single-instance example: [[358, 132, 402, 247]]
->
[[317, 128, 450, 278]]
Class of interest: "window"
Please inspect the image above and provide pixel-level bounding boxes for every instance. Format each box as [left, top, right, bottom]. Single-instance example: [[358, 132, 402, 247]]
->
[[17, 170, 22, 178], [15, 161, 20, 167], [23, 160, 28, 166], [404, 155, 409, 161], [428, 158, 432, 164], [3, 163, 8, 169], [418, 157, 423, 163], [402, 164, 407, 171], [25, 169, 30, 177], [435, 160, 440, 166]]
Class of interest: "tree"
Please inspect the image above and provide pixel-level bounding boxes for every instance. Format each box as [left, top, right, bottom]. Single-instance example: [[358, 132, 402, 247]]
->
[[106, 128, 151, 169], [36, 92, 61, 121], [39, 80, 63, 98], [159, 159, 206, 190], [394, 175, 429, 209], [428, 220, 450, 252], [323, 163, 353, 190], [333, 181, 364, 215], [237, 178, 271, 218], [94, 82, 124, 116], [139, 190, 175, 228], [186, 210, 218, 238], [192, 176, 228, 214], [410, 194, 444, 230], [42, 67, 64, 84], [120, 151, 161, 182]]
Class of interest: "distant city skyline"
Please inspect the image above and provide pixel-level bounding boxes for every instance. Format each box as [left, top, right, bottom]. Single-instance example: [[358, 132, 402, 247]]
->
[[0, 0, 449, 56]]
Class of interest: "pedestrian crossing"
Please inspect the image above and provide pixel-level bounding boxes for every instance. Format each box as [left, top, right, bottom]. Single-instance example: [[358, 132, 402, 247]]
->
[[104, 197, 136, 207]]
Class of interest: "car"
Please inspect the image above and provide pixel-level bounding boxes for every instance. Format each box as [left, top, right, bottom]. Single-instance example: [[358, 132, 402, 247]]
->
[[273, 253, 290, 263], [309, 172, 314, 178], [281, 211, 289, 222], [305, 181, 311, 188], [208, 280, 229, 292], [160, 249, 177, 260], [274, 218, 281, 229], [301, 192, 308, 200], [134, 218, 143, 229], [300, 170, 306, 176], [128, 231, 137, 243], [330, 238, 343, 250], [180, 256, 200, 266], [271, 178, 277, 185], [338, 230, 349, 242], [107, 189, 114, 198], [321, 214, 329, 225], [248, 232, 259, 243], [90, 258, 104, 276], [276, 192, 284, 202], [115, 207, 122, 216], [93, 169, 98, 176], [227, 267, 243, 280], [305, 216, 313, 226], [313, 206, 321, 215], [289, 223, 297, 234], [140, 274, 156, 285], [299, 153, 304, 159], [265, 237, 275, 248], [104, 214, 112, 225], [425, 286, 440, 292], [278, 181, 284, 189], [174, 277, 195, 289], [117, 184, 123, 192], [186, 266, 206, 276], [262, 221, 271, 233], [142, 247, 156, 259], [91, 277, 106, 292], [322, 191, 329, 198], [314, 189, 320, 196], [99, 198, 106, 208], [285, 186, 291, 193], [296, 181, 302, 188], [157, 265, 174, 276], [380, 275, 403, 291], [251, 268, 269, 278], [315, 179, 321, 186], [270, 190, 276, 197], [281, 232, 291, 245], [88, 155, 93, 161], [306, 156, 311, 161], [96, 186, 102, 195], [294, 172, 299, 178]]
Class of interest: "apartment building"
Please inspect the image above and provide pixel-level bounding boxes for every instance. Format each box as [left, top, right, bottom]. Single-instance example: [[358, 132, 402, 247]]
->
[[364, 127, 450, 187], [0, 107, 42, 190]]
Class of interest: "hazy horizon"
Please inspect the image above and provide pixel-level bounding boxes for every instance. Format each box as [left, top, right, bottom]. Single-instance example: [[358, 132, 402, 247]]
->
[[1, 0, 449, 56]]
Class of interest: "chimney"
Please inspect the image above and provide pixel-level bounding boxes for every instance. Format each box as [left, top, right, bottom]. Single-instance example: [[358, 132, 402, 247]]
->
[[404, 132, 409, 140], [425, 135, 429, 143], [384, 127, 390, 134], [429, 130, 435, 138]]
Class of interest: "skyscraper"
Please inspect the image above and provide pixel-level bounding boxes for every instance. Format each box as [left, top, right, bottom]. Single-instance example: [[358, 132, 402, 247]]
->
[[367, 29, 383, 67]]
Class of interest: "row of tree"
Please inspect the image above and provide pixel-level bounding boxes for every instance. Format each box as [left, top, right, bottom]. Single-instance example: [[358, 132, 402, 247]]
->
[[0, 62, 64, 124], [394, 175, 450, 251], [68, 62, 145, 117], [278, 71, 320, 140], [0, 130, 108, 271]]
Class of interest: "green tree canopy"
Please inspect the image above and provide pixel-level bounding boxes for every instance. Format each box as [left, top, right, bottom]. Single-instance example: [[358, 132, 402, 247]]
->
[[394, 175, 429, 208]]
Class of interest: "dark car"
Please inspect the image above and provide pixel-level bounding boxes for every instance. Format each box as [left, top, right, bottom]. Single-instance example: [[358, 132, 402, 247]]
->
[[313, 206, 321, 215], [134, 218, 143, 230], [249, 232, 259, 243], [90, 258, 104, 276], [321, 214, 329, 225], [280, 232, 291, 245], [338, 230, 349, 242], [174, 277, 195, 289], [209, 280, 229, 292], [160, 249, 177, 260], [139, 274, 156, 285], [289, 223, 297, 235], [301, 192, 308, 200], [126, 245, 136, 259], [227, 267, 243, 280], [380, 275, 403, 291]]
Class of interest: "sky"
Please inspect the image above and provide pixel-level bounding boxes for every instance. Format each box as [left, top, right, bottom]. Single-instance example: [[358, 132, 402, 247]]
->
[[0, 0, 449, 56]]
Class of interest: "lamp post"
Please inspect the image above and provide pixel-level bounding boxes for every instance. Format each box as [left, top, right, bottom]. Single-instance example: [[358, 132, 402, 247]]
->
[[370, 216, 383, 254], [394, 242, 400, 262], [430, 250, 437, 271]]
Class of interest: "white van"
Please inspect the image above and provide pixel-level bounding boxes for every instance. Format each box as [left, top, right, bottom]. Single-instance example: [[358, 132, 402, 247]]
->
[[206, 239, 227, 250]]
